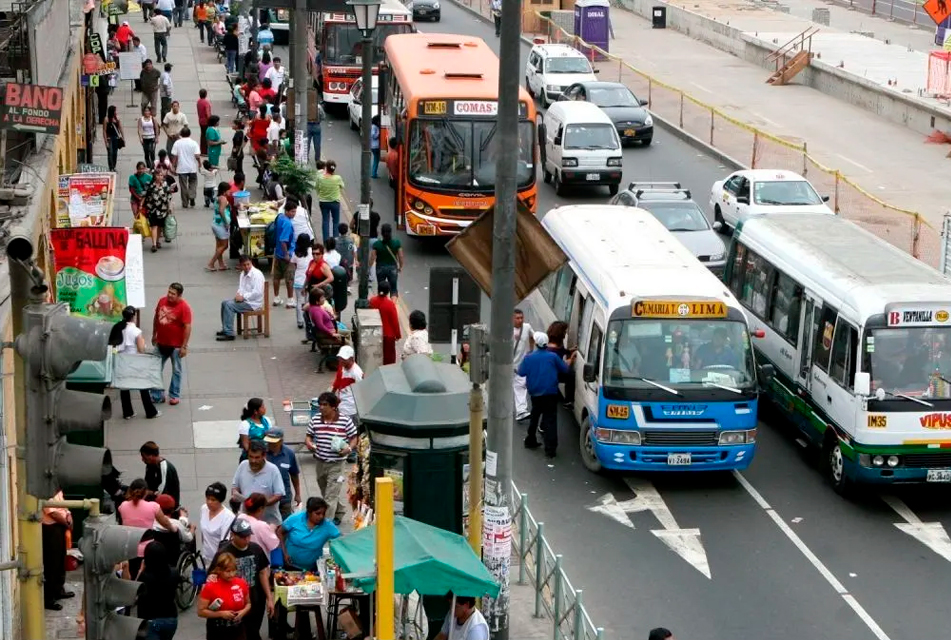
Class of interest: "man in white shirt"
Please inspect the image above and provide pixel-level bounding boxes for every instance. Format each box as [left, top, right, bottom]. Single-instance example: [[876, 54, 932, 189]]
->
[[170, 126, 201, 208], [150, 13, 172, 63], [155, 0, 174, 20], [332, 346, 363, 420], [284, 194, 314, 245], [159, 63, 175, 121], [218, 255, 265, 341], [512, 308, 534, 421], [132, 36, 148, 63], [266, 112, 285, 145], [265, 57, 286, 94], [434, 595, 489, 640]]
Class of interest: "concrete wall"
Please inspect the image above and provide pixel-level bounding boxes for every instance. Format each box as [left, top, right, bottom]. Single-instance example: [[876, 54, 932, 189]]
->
[[612, 0, 951, 135]]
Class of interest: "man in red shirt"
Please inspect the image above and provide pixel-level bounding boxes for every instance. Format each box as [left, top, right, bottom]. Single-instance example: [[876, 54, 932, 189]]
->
[[197, 88, 212, 156], [368, 281, 402, 365], [151, 282, 192, 405]]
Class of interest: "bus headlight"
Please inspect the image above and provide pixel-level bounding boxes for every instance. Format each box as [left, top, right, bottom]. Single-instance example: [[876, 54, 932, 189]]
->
[[413, 198, 435, 215], [872, 455, 885, 467], [719, 430, 756, 445], [562, 158, 578, 167], [594, 428, 640, 445], [607, 157, 623, 167], [887, 455, 900, 468]]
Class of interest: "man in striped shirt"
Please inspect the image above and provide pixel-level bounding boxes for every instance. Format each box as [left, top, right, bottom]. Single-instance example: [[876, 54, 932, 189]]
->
[[305, 392, 358, 524]]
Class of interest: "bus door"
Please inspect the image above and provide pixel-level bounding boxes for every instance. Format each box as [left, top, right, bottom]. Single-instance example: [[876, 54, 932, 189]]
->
[[577, 301, 605, 420], [797, 290, 822, 391]]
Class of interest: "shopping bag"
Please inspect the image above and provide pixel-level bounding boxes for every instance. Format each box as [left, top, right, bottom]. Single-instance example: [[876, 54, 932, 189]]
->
[[112, 352, 164, 390], [163, 214, 178, 242], [132, 214, 150, 238]]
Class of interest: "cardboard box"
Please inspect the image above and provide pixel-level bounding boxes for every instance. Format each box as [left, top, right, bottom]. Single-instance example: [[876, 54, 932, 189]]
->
[[339, 608, 363, 639]]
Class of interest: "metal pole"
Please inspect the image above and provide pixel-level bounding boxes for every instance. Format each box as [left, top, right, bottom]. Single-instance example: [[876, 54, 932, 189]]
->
[[375, 477, 395, 640], [355, 33, 374, 308], [484, 0, 521, 635], [450, 277, 459, 364], [941, 213, 951, 276], [292, 0, 309, 167], [468, 383, 484, 556]]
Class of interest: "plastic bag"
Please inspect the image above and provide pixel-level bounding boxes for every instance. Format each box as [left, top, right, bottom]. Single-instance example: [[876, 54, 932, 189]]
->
[[163, 214, 178, 242], [132, 214, 150, 238]]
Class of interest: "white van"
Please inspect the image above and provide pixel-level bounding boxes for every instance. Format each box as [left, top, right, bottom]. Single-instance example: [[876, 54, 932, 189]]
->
[[540, 101, 623, 196]]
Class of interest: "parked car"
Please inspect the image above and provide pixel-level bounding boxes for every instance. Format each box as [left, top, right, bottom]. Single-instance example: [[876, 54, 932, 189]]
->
[[348, 76, 379, 132], [407, 0, 440, 21], [558, 81, 653, 146], [612, 181, 727, 274], [710, 169, 833, 229]]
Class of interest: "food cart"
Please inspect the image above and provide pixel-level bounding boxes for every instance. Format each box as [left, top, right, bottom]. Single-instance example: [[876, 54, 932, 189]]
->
[[234, 191, 280, 261]]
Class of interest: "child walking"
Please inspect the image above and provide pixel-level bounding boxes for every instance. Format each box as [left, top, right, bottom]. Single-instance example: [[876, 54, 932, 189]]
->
[[200, 160, 219, 207]]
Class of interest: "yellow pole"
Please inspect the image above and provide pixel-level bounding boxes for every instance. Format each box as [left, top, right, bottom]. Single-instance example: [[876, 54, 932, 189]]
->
[[467, 384, 483, 556], [375, 477, 395, 640]]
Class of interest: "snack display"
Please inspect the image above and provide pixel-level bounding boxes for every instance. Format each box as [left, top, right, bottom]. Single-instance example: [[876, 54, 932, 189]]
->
[[273, 570, 320, 586]]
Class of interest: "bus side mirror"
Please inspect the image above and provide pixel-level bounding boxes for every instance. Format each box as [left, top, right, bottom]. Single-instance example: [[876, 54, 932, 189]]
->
[[583, 363, 597, 383], [853, 371, 871, 396]]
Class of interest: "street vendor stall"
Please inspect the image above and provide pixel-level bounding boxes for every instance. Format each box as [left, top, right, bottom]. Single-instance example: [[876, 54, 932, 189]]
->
[[234, 192, 280, 260]]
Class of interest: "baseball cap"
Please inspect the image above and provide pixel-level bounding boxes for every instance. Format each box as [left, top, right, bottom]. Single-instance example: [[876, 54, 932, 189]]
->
[[230, 518, 253, 536], [337, 345, 355, 360], [533, 331, 549, 348], [263, 427, 284, 443]]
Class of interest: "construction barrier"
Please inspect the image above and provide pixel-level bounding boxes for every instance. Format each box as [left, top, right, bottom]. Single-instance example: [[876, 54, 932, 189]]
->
[[458, 0, 942, 267]]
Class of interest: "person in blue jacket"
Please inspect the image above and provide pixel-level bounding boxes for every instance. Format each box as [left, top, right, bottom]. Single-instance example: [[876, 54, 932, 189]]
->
[[517, 331, 575, 458]]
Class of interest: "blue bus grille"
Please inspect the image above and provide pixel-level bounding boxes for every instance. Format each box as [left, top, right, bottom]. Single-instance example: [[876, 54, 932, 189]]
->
[[641, 430, 719, 446], [902, 453, 951, 469]]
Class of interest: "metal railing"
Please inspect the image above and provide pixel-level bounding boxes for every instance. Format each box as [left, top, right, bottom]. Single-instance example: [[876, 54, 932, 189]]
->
[[842, 0, 935, 29], [511, 482, 605, 640]]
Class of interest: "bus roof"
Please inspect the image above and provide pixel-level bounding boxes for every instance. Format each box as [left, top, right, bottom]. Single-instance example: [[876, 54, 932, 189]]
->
[[541, 205, 740, 312], [325, 0, 410, 17], [735, 214, 951, 321], [384, 32, 532, 104]]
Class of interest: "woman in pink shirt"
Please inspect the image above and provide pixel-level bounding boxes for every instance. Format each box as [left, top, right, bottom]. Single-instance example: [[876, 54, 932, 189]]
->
[[237, 493, 280, 555], [118, 478, 175, 575]]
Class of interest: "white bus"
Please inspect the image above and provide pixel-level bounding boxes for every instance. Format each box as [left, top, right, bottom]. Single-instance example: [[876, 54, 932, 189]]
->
[[523, 205, 763, 473], [725, 214, 951, 492]]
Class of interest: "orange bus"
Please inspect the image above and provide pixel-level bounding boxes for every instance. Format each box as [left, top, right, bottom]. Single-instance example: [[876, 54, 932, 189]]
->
[[306, 0, 414, 109], [379, 33, 538, 237]]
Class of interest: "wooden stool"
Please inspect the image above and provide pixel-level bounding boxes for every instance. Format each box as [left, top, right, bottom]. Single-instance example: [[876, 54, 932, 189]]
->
[[237, 289, 270, 338]]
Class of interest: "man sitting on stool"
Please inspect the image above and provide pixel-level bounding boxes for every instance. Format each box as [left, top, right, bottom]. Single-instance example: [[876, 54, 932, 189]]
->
[[218, 255, 265, 341]]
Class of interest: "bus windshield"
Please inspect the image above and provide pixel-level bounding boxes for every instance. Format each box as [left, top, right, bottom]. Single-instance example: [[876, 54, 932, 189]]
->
[[408, 119, 534, 190], [602, 319, 755, 391], [866, 327, 951, 399], [323, 23, 413, 65]]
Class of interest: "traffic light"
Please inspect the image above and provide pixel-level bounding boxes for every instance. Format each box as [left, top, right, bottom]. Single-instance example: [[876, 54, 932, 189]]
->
[[79, 516, 148, 640], [14, 302, 113, 499]]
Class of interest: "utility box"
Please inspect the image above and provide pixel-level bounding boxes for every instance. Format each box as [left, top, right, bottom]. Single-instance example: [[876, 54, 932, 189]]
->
[[652, 5, 667, 28], [574, 0, 610, 57]]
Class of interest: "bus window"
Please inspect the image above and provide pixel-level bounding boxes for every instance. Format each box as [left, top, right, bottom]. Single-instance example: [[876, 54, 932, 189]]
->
[[740, 250, 774, 318], [551, 267, 576, 323], [728, 243, 746, 296], [829, 319, 857, 389], [770, 272, 803, 345], [813, 305, 838, 373], [587, 323, 603, 380], [578, 295, 594, 352]]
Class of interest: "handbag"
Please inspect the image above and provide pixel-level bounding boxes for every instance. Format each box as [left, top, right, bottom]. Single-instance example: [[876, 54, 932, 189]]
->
[[132, 214, 151, 238], [163, 213, 178, 242], [227, 156, 237, 171], [112, 352, 164, 390]]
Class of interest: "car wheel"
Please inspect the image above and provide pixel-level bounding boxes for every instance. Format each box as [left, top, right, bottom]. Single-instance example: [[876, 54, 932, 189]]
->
[[433, 14, 440, 21], [554, 171, 566, 196], [543, 167, 552, 184], [608, 184, 619, 196], [714, 204, 726, 227], [525, 77, 534, 97], [642, 136, 652, 146], [579, 416, 603, 473]]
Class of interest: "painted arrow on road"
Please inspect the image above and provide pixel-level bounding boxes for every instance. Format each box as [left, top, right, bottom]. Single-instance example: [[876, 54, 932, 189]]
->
[[585, 479, 711, 579], [882, 495, 951, 563]]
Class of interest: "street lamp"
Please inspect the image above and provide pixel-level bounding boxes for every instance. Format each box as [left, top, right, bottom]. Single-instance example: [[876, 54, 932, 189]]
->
[[348, 0, 382, 309]]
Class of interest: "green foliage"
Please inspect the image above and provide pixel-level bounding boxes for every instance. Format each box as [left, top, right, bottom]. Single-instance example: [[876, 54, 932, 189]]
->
[[272, 155, 318, 200]]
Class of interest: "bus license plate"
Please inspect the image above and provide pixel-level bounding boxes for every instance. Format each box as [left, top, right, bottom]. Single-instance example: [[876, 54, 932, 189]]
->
[[586, 173, 600, 181], [668, 453, 692, 466], [416, 224, 436, 236], [927, 469, 951, 482]]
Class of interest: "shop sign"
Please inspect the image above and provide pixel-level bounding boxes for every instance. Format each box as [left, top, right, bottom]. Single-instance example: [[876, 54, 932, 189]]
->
[[56, 173, 116, 228], [51, 228, 130, 321], [0, 83, 63, 135]]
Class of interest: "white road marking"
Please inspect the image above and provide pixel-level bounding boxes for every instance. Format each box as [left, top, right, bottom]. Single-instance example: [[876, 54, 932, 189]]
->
[[882, 494, 951, 563], [733, 471, 893, 640], [586, 493, 635, 529], [835, 153, 873, 173], [691, 82, 712, 94], [754, 114, 779, 127]]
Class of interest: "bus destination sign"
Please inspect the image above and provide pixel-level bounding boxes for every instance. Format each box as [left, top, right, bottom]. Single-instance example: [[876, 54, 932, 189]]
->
[[419, 100, 530, 118], [886, 304, 951, 327], [632, 300, 727, 319]]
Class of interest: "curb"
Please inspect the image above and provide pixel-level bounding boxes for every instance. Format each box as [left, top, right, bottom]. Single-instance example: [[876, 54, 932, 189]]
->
[[445, 0, 750, 171]]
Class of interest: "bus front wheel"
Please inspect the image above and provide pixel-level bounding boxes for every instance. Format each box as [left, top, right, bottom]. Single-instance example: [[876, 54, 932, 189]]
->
[[580, 416, 603, 473], [824, 435, 852, 496]]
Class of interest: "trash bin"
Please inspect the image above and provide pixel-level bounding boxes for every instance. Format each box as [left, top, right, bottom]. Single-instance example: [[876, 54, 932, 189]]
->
[[652, 5, 667, 28]]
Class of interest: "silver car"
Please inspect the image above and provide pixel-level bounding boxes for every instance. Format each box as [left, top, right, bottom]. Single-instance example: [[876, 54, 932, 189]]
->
[[611, 182, 727, 275]]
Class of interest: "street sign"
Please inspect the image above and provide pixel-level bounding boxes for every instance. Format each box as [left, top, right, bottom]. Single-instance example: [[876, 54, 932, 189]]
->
[[924, 0, 951, 26], [427, 268, 481, 343], [0, 83, 63, 135]]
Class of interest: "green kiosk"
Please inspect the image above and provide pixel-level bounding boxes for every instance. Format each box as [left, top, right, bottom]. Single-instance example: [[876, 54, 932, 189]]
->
[[352, 354, 481, 637]]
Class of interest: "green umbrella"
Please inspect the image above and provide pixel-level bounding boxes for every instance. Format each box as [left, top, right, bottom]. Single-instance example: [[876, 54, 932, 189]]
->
[[329, 516, 500, 598]]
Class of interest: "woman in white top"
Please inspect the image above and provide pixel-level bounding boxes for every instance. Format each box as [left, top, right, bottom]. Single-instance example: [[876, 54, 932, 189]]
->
[[291, 232, 314, 329], [199, 482, 236, 566], [137, 106, 160, 170], [108, 306, 159, 420]]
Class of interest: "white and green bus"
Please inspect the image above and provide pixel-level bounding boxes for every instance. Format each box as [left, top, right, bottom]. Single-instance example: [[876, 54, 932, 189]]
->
[[725, 213, 951, 492]]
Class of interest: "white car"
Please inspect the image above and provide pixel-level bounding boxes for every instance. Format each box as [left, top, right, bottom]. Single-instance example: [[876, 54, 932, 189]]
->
[[348, 76, 379, 133], [709, 169, 834, 229], [525, 43, 598, 108]]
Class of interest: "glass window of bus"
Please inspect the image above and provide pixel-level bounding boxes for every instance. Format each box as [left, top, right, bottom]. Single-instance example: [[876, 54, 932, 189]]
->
[[812, 305, 838, 373], [578, 295, 595, 353], [769, 272, 803, 346], [728, 243, 747, 298], [602, 318, 755, 389], [863, 327, 951, 398], [324, 23, 413, 65], [538, 270, 556, 304], [829, 319, 857, 389], [551, 267, 575, 324], [740, 250, 773, 319], [587, 323, 603, 380], [564, 124, 618, 151]]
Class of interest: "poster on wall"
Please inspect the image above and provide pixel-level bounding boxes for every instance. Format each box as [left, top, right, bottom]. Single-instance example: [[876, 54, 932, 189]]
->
[[51, 228, 145, 321], [56, 173, 116, 228], [383, 468, 405, 515]]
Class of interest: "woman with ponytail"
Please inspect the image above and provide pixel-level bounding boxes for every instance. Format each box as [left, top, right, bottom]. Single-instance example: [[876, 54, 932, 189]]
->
[[236, 398, 272, 461], [109, 305, 159, 420], [235, 492, 280, 555]]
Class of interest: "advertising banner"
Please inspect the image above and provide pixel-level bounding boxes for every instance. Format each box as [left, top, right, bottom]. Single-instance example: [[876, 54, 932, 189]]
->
[[0, 83, 63, 134], [51, 228, 131, 321], [56, 173, 116, 228]]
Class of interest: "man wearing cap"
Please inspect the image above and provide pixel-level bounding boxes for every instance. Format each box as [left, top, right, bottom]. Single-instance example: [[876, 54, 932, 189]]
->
[[232, 439, 285, 525], [332, 345, 363, 421], [517, 331, 575, 458], [212, 518, 274, 640], [264, 428, 301, 521]]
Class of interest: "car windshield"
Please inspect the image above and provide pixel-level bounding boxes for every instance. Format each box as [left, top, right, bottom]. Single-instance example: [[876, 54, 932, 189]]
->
[[546, 56, 592, 74], [587, 86, 638, 107], [866, 327, 951, 399], [408, 119, 535, 190], [322, 23, 413, 65], [753, 179, 823, 206], [603, 319, 755, 391], [564, 123, 618, 150], [639, 202, 710, 232], [356, 87, 379, 103]]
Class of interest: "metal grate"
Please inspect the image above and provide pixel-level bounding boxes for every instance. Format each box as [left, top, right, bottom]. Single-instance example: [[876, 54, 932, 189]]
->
[[902, 453, 951, 469], [641, 430, 719, 446]]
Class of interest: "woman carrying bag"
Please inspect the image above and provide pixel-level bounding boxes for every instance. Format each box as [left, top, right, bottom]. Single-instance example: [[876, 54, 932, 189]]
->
[[144, 165, 173, 253], [109, 306, 160, 420]]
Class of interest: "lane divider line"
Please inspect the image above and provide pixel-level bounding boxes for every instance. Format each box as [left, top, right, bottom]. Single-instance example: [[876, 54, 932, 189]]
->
[[732, 471, 893, 640]]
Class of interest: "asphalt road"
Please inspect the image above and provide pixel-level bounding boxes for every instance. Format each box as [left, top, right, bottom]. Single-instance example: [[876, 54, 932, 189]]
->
[[306, 3, 951, 639]]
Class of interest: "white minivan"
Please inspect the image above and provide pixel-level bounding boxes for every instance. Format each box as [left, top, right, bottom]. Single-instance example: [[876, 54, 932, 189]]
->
[[540, 101, 623, 196]]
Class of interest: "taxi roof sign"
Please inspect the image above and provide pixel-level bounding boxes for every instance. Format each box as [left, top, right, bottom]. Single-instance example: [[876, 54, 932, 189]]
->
[[632, 300, 728, 319]]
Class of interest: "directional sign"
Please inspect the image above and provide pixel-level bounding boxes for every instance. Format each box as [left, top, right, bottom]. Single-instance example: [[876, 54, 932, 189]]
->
[[882, 494, 951, 563], [586, 479, 711, 579]]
